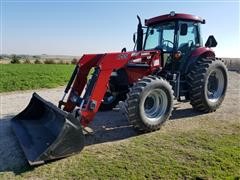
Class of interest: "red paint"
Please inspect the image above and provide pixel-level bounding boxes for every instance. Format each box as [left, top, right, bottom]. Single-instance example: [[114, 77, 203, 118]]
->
[[61, 13, 217, 127], [63, 54, 104, 112], [190, 47, 215, 58], [63, 50, 162, 126], [63, 48, 216, 126], [145, 13, 204, 26]]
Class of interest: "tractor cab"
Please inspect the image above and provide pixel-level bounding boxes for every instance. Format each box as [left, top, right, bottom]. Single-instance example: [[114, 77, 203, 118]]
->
[[144, 18, 201, 64], [135, 11, 216, 71]]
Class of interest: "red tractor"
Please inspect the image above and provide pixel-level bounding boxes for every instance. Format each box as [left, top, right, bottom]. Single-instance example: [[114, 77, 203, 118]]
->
[[11, 12, 228, 165]]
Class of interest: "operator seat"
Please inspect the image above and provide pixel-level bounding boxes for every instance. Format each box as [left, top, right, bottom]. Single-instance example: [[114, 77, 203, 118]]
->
[[178, 43, 190, 55]]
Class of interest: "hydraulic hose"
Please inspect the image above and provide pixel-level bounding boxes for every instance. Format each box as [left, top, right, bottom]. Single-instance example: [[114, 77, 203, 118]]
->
[[64, 65, 79, 94]]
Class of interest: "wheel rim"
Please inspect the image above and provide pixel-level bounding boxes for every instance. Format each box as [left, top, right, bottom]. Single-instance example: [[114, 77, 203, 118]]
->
[[143, 89, 168, 123], [207, 68, 225, 103]]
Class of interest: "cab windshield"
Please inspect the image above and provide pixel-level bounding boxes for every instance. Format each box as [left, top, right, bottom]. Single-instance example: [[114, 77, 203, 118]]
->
[[144, 22, 175, 52]]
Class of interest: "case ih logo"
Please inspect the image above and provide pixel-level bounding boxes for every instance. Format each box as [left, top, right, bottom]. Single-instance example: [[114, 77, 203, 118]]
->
[[117, 54, 128, 60]]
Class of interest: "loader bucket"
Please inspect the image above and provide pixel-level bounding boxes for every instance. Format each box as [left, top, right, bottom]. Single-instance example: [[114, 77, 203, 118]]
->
[[11, 93, 85, 165]]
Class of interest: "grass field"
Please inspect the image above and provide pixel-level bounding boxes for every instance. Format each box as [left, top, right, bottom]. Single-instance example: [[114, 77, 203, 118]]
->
[[1, 117, 239, 179], [0, 64, 75, 93], [0, 65, 239, 179]]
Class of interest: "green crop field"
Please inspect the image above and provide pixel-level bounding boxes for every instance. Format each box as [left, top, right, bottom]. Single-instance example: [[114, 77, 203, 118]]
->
[[0, 64, 75, 93]]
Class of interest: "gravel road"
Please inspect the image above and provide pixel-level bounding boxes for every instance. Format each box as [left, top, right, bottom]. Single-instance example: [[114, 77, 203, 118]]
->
[[0, 71, 239, 172]]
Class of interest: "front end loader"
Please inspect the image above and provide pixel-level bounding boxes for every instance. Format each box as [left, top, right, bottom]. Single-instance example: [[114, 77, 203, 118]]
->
[[12, 93, 84, 165], [11, 12, 228, 165]]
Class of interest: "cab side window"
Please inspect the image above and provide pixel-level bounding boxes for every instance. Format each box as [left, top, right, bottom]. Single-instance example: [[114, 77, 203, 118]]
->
[[178, 22, 199, 52]]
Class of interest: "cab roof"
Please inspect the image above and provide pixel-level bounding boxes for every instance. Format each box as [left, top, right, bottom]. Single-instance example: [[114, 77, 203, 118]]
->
[[145, 12, 205, 26]]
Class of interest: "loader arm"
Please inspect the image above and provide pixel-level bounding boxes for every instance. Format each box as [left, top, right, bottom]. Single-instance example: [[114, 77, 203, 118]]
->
[[64, 53, 132, 126], [63, 54, 104, 112]]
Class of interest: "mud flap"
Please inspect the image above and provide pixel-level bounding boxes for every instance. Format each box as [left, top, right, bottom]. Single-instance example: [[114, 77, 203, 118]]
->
[[11, 93, 85, 165]]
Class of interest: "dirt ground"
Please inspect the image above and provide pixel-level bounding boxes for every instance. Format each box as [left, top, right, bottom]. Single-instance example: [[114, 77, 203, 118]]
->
[[0, 71, 239, 172]]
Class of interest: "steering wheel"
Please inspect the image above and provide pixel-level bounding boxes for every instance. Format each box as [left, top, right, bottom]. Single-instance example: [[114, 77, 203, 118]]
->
[[162, 40, 174, 51]]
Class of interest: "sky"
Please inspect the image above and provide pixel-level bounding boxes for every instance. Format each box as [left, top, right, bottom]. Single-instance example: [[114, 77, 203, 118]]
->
[[1, 0, 240, 57]]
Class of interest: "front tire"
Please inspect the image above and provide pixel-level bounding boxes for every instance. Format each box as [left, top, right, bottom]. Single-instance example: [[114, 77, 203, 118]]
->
[[125, 76, 173, 132], [188, 58, 228, 112]]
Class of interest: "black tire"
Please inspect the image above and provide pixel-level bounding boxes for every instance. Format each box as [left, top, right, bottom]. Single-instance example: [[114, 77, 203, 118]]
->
[[125, 76, 173, 132], [187, 58, 228, 112], [99, 92, 126, 111]]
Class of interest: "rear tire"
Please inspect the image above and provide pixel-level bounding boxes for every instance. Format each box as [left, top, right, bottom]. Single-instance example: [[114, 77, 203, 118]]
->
[[125, 76, 173, 132], [187, 58, 228, 112]]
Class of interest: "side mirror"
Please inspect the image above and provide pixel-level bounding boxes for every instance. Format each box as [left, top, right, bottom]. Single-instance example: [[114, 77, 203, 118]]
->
[[205, 35, 217, 48], [180, 23, 188, 36], [133, 33, 136, 43]]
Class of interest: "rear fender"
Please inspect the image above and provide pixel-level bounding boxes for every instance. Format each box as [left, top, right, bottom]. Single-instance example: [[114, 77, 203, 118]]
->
[[184, 47, 215, 74]]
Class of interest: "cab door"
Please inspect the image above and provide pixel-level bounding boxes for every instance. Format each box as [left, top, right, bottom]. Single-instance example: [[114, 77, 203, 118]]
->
[[177, 21, 201, 55]]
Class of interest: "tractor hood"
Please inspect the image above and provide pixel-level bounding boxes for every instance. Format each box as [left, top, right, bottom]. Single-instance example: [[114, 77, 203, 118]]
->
[[78, 50, 161, 67]]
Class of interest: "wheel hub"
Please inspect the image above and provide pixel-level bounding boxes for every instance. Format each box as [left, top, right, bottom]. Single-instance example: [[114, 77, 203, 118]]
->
[[144, 96, 155, 110], [207, 69, 225, 103], [143, 89, 168, 123]]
